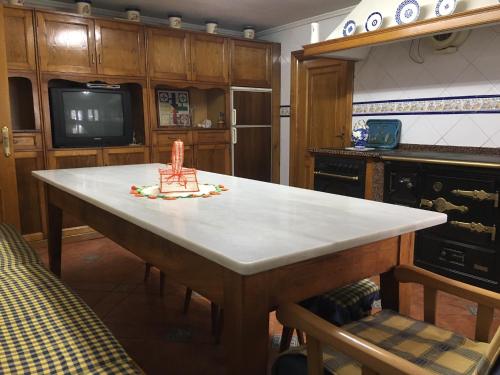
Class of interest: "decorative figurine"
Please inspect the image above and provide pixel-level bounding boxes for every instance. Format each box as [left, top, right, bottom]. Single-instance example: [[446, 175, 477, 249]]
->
[[159, 140, 199, 193]]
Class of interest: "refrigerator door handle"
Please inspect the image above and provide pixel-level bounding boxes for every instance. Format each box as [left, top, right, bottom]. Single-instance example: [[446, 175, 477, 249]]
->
[[232, 127, 238, 145], [232, 109, 237, 126]]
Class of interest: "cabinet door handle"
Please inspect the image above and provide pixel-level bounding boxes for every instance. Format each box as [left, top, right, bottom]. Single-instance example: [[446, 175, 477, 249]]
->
[[420, 197, 469, 214], [314, 171, 359, 181], [232, 109, 237, 126], [232, 127, 237, 144], [1, 127, 11, 157], [451, 189, 499, 208], [91, 53, 95, 64], [450, 221, 496, 242], [98, 54, 102, 64]]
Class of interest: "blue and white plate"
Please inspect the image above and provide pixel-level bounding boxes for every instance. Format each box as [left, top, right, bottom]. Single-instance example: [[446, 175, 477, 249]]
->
[[396, 0, 420, 25], [365, 12, 383, 32], [435, 0, 457, 16], [343, 20, 356, 37]]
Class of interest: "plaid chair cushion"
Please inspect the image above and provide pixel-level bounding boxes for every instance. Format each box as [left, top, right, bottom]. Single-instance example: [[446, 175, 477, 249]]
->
[[302, 279, 380, 326], [0, 263, 141, 374], [0, 224, 40, 269], [274, 310, 492, 375]]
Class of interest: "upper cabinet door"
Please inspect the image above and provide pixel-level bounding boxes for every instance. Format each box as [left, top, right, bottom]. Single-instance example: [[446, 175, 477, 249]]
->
[[36, 12, 96, 74], [95, 20, 146, 77], [148, 28, 191, 81], [231, 40, 272, 88], [4, 8, 36, 71], [190, 34, 228, 83]]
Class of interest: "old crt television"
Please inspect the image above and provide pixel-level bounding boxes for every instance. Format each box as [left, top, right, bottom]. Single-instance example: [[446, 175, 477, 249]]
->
[[49, 86, 133, 148]]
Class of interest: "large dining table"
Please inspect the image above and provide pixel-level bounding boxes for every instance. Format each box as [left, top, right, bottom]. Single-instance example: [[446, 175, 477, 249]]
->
[[33, 164, 447, 374]]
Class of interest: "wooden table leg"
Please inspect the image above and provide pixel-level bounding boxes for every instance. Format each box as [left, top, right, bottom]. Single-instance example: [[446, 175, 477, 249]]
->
[[223, 270, 270, 375], [47, 202, 63, 278], [380, 232, 415, 315]]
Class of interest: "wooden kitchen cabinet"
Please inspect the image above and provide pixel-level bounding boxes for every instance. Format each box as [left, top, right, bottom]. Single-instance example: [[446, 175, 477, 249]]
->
[[102, 147, 150, 166], [231, 40, 272, 87], [95, 20, 146, 77], [4, 7, 36, 71], [194, 143, 231, 174], [36, 12, 96, 74], [148, 28, 191, 81], [14, 151, 46, 238], [47, 149, 103, 170], [190, 34, 229, 83]]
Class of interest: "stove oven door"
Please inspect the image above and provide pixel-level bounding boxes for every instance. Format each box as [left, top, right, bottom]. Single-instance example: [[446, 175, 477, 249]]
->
[[384, 162, 421, 207], [419, 171, 498, 248]]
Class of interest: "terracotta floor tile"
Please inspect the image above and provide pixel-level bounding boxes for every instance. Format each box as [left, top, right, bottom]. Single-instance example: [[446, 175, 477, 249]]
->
[[34, 237, 499, 374]]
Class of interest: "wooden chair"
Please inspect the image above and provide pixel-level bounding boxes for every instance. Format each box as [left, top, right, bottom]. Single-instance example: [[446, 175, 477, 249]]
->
[[275, 265, 500, 375], [144, 263, 223, 343]]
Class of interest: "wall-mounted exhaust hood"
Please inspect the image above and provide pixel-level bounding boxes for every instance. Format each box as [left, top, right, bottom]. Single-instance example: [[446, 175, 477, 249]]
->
[[304, 1, 500, 60]]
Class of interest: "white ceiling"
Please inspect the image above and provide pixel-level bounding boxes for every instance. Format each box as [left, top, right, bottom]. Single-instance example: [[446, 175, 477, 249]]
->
[[56, 0, 358, 30]]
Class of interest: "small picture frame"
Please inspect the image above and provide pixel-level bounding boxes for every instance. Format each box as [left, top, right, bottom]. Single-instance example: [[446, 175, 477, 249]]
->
[[157, 90, 191, 127]]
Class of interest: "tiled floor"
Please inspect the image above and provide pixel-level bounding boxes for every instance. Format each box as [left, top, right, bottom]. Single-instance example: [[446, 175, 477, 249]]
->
[[34, 237, 499, 375]]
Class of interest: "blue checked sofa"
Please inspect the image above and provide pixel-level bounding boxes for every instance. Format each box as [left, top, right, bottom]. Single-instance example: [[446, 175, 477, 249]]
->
[[0, 224, 143, 374]]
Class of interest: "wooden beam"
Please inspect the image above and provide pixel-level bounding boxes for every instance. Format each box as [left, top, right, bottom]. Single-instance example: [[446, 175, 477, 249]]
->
[[304, 5, 500, 57]]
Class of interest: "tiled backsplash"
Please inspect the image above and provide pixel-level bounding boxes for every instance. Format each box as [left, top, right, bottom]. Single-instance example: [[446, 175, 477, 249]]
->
[[353, 26, 500, 147]]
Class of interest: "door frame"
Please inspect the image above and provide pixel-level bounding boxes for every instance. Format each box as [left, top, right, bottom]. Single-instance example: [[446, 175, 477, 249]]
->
[[0, 4, 21, 227]]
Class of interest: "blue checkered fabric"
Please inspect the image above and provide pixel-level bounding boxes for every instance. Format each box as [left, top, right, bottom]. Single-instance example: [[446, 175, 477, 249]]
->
[[0, 224, 142, 374]]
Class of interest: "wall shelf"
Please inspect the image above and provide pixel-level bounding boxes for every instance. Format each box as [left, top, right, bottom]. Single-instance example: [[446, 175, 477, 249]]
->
[[303, 4, 500, 57]]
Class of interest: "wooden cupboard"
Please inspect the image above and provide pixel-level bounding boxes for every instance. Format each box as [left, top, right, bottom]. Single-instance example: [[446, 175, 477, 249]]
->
[[14, 151, 46, 238], [190, 34, 229, 83], [231, 40, 272, 87], [37, 13, 146, 77], [4, 7, 36, 71], [194, 143, 231, 175], [102, 147, 149, 166], [36, 12, 97, 74], [94, 20, 146, 77], [3, 5, 280, 241], [147, 28, 191, 81]]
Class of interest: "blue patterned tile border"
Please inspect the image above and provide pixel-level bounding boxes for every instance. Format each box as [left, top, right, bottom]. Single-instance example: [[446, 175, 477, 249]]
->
[[353, 95, 500, 116]]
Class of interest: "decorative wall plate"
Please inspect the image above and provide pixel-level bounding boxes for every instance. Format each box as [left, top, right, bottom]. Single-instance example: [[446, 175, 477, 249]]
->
[[435, 0, 457, 17], [343, 20, 356, 37], [396, 0, 420, 25], [365, 12, 383, 32]]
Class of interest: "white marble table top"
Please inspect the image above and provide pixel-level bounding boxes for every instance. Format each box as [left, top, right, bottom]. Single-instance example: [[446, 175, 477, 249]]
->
[[33, 164, 447, 275]]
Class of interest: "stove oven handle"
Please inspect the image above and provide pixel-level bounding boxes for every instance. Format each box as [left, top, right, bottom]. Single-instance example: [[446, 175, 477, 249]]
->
[[314, 171, 359, 182], [450, 221, 496, 242]]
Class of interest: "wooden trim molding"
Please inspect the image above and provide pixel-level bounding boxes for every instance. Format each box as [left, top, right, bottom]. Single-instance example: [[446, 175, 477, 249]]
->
[[304, 5, 500, 57]]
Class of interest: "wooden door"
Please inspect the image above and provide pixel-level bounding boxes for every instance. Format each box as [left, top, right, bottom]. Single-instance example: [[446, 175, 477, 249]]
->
[[95, 20, 146, 76], [290, 54, 353, 189], [191, 34, 228, 83], [0, 5, 21, 227], [194, 144, 230, 174], [231, 40, 272, 87], [4, 7, 36, 71], [102, 147, 150, 166], [148, 28, 191, 81], [36, 12, 96, 74], [14, 151, 46, 238]]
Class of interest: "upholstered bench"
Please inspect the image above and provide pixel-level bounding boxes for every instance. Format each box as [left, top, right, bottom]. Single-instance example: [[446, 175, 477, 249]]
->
[[0, 224, 142, 374]]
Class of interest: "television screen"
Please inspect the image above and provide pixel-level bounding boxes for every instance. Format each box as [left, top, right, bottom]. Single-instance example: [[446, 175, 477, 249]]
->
[[63, 91, 124, 138], [50, 87, 133, 148]]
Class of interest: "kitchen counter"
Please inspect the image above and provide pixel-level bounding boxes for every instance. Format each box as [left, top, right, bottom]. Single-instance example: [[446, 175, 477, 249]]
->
[[310, 146, 500, 169]]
